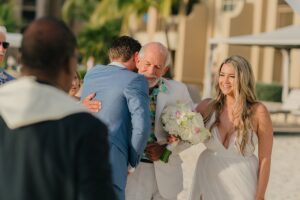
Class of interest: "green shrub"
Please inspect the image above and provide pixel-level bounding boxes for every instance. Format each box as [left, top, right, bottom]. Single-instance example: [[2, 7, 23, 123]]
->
[[78, 69, 87, 80], [255, 82, 282, 102], [77, 19, 122, 65]]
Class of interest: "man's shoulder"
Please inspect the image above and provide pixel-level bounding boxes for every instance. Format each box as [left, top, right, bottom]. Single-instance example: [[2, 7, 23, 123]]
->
[[87, 64, 109, 73], [87, 64, 140, 77], [0, 70, 15, 85], [163, 78, 187, 90], [55, 112, 108, 137], [163, 78, 182, 85], [112, 69, 145, 83], [0, 113, 107, 138], [63, 112, 106, 129]]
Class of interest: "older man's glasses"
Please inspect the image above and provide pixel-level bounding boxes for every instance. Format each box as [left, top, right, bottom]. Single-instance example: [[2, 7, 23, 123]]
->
[[0, 41, 9, 49]]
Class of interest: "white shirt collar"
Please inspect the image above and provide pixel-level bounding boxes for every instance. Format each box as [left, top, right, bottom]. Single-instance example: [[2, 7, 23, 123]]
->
[[108, 62, 127, 69], [0, 76, 88, 129]]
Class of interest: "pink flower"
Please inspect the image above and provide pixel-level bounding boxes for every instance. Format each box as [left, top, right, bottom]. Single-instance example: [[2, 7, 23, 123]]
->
[[194, 127, 201, 134], [176, 111, 182, 118]]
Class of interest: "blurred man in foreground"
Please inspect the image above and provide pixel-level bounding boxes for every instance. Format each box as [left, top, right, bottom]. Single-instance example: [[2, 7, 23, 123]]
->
[[0, 17, 116, 200]]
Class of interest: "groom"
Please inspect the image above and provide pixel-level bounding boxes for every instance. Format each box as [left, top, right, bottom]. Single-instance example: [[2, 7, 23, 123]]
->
[[80, 36, 151, 200]]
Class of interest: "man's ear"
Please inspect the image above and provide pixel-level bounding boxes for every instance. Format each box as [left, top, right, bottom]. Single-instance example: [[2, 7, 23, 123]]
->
[[135, 52, 142, 71], [65, 57, 74, 75], [162, 66, 169, 76], [133, 52, 139, 64]]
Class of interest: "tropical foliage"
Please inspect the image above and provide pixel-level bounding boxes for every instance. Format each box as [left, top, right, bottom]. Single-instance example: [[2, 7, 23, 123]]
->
[[62, 0, 99, 25], [62, 0, 175, 64], [256, 82, 282, 102], [0, 0, 19, 31], [62, 0, 198, 65], [77, 19, 122, 64]]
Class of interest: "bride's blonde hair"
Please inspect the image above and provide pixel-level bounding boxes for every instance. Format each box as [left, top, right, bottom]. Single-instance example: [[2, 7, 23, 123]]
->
[[205, 55, 257, 155]]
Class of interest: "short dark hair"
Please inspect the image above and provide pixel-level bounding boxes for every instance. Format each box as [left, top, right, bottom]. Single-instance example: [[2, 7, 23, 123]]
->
[[108, 36, 141, 62], [20, 17, 76, 76]]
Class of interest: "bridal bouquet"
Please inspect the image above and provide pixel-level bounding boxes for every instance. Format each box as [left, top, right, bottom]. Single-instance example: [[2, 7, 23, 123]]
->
[[160, 102, 211, 163]]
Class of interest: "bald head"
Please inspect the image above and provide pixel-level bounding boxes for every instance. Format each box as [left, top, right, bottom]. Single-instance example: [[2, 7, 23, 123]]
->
[[136, 42, 170, 88], [21, 17, 76, 77], [138, 42, 171, 68]]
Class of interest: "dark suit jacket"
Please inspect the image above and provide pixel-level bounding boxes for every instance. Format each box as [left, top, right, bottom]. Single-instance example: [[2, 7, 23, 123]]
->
[[0, 77, 116, 200], [0, 114, 116, 200]]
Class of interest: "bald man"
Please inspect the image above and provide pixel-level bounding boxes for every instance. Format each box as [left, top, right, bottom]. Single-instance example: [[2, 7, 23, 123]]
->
[[126, 42, 193, 200]]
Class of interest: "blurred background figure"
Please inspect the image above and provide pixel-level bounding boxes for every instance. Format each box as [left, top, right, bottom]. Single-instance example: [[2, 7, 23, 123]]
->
[[70, 70, 102, 112], [86, 56, 95, 71], [0, 26, 14, 85], [68, 71, 81, 100], [5, 55, 20, 78]]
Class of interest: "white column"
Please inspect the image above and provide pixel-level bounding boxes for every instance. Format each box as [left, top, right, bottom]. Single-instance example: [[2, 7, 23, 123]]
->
[[36, 0, 48, 18], [281, 49, 290, 102], [203, 43, 217, 98], [146, 6, 157, 42]]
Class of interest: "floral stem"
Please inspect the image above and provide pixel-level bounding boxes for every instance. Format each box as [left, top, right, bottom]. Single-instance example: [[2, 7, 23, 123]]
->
[[160, 148, 172, 163]]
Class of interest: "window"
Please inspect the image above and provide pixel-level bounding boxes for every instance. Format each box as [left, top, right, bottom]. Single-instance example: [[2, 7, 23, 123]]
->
[[22, 0, 36, 22], [223, 0, 239, 12]]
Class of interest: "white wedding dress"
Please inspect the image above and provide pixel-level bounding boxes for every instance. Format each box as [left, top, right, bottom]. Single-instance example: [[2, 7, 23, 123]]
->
[[190, 114, 258, 200]]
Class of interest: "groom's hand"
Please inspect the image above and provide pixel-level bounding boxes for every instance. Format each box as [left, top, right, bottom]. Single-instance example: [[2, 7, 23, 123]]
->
[[145, 142, 165, 161]]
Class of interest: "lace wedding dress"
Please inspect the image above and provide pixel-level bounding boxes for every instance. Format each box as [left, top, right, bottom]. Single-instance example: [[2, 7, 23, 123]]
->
[[190, 114, 258, 200]]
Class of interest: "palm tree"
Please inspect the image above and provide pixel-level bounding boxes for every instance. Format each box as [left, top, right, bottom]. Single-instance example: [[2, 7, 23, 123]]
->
[[0, 0, 19, 31], [77, 18, 122, 64], [62, 0, 173, 64], [63, 0, 178, 34], [62, 0, 99, 28], [95, 0, 179, 35], [62, 0, 197, 66]]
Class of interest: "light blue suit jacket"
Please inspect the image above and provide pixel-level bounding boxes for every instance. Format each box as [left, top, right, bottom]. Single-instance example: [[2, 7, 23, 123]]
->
[[81, 64, 150, 197]]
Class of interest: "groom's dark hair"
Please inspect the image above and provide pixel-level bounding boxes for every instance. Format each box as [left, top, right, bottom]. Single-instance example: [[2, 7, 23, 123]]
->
[[108, 36, 141, 62]]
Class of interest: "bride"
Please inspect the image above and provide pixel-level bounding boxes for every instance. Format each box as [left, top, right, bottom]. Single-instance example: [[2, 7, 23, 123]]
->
[[190, 55, 273, 200]]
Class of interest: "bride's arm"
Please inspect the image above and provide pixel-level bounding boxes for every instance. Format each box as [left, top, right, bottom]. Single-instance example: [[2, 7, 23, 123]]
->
[[254, 103, 273, 200], [195, 98, 212, 117]]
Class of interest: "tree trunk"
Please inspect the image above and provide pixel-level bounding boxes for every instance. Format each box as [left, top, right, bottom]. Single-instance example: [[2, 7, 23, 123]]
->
[[147, 6, 157, 41]]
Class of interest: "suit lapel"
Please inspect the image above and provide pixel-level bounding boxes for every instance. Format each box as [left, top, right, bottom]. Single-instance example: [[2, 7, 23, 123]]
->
[[154, 79, 170, 141]]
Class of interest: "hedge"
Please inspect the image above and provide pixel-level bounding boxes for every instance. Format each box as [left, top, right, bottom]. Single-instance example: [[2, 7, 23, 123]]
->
[[77, 72, 283, 103], [78, 70, 87, 80], [255, 82, 282, 102]]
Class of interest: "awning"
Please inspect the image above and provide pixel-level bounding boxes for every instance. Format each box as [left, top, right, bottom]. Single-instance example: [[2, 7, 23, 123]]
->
[[210, 25, 300, 49], [203, 25, 300, 101], [6, 32, 22, 48]]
